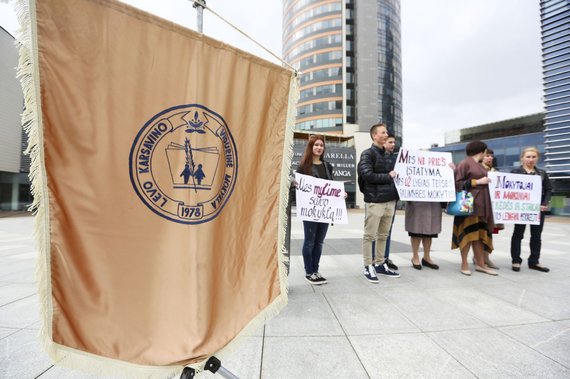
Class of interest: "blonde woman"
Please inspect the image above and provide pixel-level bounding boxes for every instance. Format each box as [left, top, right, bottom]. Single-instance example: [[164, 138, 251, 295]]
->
[[510, 147, 552, 273]]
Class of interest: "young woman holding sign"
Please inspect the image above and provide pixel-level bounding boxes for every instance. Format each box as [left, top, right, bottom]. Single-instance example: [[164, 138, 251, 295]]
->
[[296, 135, 335, 285], [510, 147, 552, 273]]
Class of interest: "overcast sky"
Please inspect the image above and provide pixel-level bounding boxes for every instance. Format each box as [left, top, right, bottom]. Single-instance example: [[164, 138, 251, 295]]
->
[[0, 0, 543, 149]]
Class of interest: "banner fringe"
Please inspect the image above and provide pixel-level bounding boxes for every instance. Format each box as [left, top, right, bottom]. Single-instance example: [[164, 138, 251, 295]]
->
[[278, 71, 299, 298], [14, 0, 58, 372]]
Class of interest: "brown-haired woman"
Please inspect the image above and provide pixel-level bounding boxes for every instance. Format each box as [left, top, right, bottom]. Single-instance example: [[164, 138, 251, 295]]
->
[[510, 147, 552, 273], [451, 140, 497, 276], [297, 135, 335, 285], [479, 148, 501, 268]]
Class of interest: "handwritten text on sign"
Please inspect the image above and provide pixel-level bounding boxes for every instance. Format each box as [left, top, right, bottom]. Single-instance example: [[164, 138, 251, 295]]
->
[[295, 173, 348, 224], [393, 149, 455, 202], [488, 172, 542, 225]]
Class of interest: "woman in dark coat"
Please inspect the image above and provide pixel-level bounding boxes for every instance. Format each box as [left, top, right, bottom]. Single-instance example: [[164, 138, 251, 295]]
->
[[451, 141, 497, 276]]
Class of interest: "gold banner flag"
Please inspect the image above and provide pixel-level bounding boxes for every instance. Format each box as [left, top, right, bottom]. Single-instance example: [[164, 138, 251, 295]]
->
[[16, 0, 296, 376]]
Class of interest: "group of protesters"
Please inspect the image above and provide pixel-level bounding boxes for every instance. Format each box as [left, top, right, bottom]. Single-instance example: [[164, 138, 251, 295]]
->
[[296, 123, 552, 285]]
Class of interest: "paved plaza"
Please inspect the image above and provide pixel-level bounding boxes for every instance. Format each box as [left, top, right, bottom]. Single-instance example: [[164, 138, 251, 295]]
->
[[1, 210, 570, 378]]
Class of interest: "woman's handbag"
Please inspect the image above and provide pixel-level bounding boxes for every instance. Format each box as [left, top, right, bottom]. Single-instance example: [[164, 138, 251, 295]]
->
[[446, 190, 474, 216]]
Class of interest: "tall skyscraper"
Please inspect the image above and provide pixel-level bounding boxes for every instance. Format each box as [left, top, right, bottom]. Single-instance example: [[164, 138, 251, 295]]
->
[[282, 0, 402, 142], [542, 0, 570, 192]]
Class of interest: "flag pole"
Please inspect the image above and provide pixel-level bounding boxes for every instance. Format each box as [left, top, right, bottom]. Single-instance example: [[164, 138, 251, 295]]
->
[[192, 0, 206, 33]]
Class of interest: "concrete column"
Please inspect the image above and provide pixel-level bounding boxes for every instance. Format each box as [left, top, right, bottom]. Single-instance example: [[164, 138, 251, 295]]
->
[[11, 182, 19, 210]]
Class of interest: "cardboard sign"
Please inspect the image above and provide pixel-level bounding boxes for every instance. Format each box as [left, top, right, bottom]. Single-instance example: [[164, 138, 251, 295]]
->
[[393, 149, 455, 202], [488, 172, 542, 225], [295, 173, 348, 224]]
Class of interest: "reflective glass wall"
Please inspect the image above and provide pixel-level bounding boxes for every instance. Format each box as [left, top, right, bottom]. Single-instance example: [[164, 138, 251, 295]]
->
[[375, 0, 402, 141], [542, 0, 570, 186], [431, 132, 570, 214], [283, 0, 344, 133], [431, 133, 545, 172], [283, 0, 402, 141], [353, 0, 402, 144]]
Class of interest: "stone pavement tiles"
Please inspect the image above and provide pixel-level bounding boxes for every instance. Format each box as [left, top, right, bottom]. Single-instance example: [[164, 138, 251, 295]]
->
[[1, 213, 570, 378]]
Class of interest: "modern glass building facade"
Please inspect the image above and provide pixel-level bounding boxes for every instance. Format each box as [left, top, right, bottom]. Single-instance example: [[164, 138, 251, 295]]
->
[[541, 1, 570, 192], [354, 0, 402, 141], [0, 26, 30, 211], [431, 114, 546, 171], [431, 112, 570, 215], [282, 0, 402, 142], [432, 133, 546, 173], [283, 0, 344, 132]]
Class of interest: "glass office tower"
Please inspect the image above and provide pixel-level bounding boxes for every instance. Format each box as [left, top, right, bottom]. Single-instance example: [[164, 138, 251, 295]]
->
[[354, 0, 402, 141], [283, 0, 402, 142], [542, 0, 570, 192], [283, 0, 344, 132]]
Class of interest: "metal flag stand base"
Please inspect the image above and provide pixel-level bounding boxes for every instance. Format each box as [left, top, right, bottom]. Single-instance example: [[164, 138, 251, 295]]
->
[[180, 356, 240, 379]]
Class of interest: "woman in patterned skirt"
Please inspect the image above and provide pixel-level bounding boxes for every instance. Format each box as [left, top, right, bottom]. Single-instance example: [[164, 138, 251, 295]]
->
[[451, 140, 497, 276]]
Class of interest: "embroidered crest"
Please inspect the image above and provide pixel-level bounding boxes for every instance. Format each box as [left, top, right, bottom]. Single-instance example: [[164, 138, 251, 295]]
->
[[129, 104, 238, 224]]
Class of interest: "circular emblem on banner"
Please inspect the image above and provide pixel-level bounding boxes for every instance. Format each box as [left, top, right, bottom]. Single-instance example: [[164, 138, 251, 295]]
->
[[129, 104, 238, 224]]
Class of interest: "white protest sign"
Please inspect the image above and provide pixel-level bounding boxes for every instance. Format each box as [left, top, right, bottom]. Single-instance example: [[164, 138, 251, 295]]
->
[[488, 172, 542, 225], [393, 149, 455, 202], [295, 173, 348, 224]]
